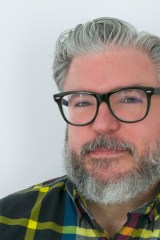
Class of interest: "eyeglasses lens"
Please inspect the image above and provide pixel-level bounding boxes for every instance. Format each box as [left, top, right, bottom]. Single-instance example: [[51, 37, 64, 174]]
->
[[110, 89, 147, 122], [62, 93, 97, 125]]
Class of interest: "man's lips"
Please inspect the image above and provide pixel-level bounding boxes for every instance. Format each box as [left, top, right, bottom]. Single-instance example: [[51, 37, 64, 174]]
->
[[88, 148, 128, 158]]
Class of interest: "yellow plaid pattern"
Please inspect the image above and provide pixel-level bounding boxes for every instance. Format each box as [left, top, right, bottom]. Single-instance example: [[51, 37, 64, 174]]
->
[[0, 176, 160, 240]]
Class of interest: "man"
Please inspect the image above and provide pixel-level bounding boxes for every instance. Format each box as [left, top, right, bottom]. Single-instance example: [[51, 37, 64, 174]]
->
[[1, 17, 160, 239]]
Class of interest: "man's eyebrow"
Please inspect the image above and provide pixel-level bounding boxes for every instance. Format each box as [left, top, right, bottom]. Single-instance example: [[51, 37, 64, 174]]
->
[[110, 84, 146, 92]]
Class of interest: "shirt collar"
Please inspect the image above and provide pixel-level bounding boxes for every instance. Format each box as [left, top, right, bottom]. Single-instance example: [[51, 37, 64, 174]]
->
[[128, 192, 160, 223], [66, 177, 160, 226]]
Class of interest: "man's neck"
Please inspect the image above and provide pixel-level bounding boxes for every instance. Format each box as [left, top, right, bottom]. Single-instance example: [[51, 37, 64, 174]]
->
[[86, 181, 160, 237]]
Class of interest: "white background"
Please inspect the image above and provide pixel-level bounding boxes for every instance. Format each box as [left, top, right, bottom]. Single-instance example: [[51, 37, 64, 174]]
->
[[1, 0, 160, 198]]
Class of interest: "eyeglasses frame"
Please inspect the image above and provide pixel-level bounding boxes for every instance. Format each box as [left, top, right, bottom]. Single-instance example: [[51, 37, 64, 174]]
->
[[53, 86, 160, 126]]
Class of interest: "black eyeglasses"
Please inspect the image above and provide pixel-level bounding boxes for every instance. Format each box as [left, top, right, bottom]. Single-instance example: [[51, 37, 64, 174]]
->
[[53, 86, 160, 126]]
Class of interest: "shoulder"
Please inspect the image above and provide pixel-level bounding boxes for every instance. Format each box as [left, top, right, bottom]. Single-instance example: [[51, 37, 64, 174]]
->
[[0, 176, 79, 239], [0, 175, 68, 218]]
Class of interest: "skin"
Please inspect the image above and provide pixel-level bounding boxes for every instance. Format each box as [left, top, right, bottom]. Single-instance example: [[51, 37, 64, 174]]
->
[[63, 48, 160, 235]]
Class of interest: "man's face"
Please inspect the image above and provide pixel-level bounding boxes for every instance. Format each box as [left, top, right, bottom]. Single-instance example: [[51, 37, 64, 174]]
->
[[63, 48, 160, 203]]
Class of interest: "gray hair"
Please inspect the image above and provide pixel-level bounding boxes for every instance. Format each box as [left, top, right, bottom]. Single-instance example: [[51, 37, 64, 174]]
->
[[53, 17, 160, 91]]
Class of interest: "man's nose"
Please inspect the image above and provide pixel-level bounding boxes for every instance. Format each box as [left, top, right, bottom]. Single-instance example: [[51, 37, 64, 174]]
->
[[91, 102, 121, 134]]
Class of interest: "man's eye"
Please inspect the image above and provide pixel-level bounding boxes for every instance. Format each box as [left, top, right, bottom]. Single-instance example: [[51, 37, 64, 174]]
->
[[74, 101, 90, 107], [121, 97, 143, 103]]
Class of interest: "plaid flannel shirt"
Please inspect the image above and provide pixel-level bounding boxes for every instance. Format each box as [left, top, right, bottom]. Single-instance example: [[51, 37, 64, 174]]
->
[[1, 175, 160, 240]]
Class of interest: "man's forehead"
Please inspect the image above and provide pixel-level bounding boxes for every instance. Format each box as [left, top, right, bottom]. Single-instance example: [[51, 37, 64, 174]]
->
[[64, 48, 157, 92]]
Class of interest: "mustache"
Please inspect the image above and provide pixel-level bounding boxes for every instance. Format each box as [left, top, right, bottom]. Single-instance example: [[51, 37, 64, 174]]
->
[[80, 136, 136, 157]]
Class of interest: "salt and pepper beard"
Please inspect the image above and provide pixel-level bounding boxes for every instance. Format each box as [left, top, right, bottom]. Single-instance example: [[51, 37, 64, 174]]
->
[[64, 131, 160, 204]]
